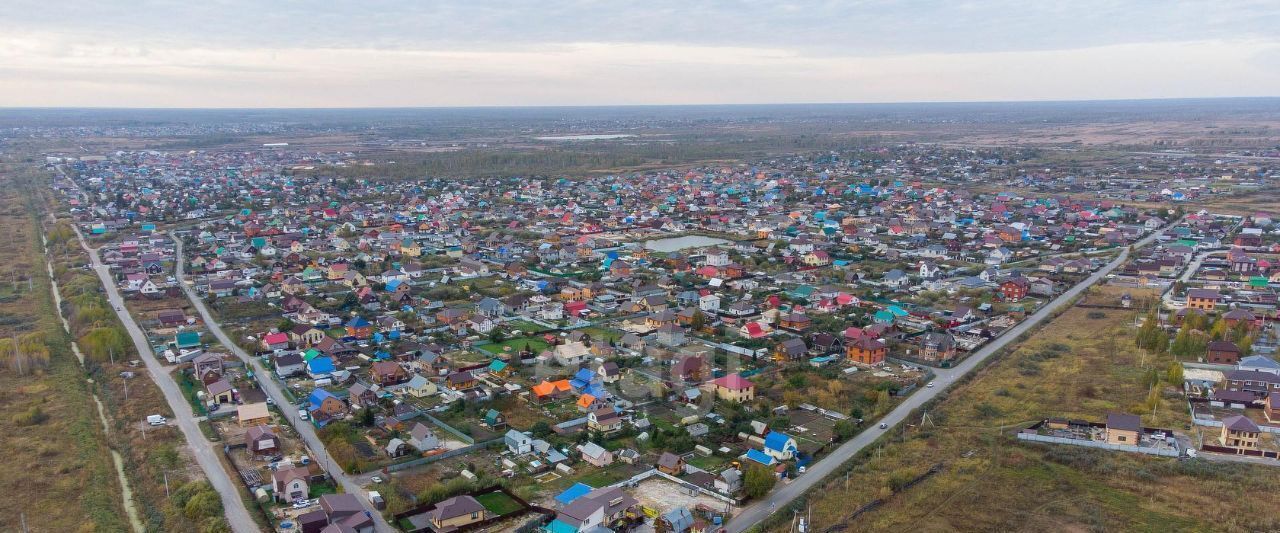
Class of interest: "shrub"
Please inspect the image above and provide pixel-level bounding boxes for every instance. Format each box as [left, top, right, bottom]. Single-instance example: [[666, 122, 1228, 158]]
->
[[1087, 311, 1107, 319], [12, 405, 48, 426]]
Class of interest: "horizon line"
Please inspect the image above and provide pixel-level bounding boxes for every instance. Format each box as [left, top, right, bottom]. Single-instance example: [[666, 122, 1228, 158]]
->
[[4, 95, 1279, 112]]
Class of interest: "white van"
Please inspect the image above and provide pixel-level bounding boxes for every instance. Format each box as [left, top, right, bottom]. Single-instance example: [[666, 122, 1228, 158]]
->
[[146, 414, 167, 426]]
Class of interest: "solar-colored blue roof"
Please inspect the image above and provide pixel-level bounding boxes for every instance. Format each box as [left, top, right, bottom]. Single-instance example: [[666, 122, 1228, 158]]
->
[[554, 483, 594, 506]]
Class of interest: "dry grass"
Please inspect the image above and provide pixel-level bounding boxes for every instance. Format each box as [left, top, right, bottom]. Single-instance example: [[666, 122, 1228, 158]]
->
[[774, 305, 1280, 532], [0, 168, 129, 532]]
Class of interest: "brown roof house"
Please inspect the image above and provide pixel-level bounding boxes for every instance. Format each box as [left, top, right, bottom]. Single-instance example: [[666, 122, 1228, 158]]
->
[[272, 466, 311, 504], [657, 451, 686, 475], [1104, 413, 1141, 445], [245, 425, 280, 457], [429, 495, 487, 530], [1220, 415, 1261, 452]]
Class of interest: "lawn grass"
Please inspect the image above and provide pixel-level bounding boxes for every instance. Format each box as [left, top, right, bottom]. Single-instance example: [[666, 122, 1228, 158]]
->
[[479, 336, 550, 355], [476, 491, 524, 516], [771, 304, 1280, 532], [575, 467, 630, 488]]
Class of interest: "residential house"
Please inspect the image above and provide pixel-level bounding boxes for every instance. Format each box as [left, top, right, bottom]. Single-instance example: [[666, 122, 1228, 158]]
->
[[710, 373, 755, 403], [1208, 340, 1242, 365], [579, 442, 614, 467], [1186, 289, 1221, 311], [847, 337, 887, 365], [657, 451, 685, 475], [429, 495, 487, 530], [245, 425, 280, 457], [1221, 415, 1261, 451], [505, 429, 533, 454], [408, 422, 440, 452], [272, 467, 311, 504], [762, 432, 798, 461], [1104, 413, 1140, 445]]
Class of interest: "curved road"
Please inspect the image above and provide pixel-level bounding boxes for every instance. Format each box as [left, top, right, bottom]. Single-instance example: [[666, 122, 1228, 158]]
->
[[73, 226, 261, 533], [726, 220, 1179, 533], [171, 236, 393, 533]]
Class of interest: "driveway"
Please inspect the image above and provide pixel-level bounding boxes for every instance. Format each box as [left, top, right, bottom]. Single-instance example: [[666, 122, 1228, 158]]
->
[[725, 219, 1180, 533], [171, 236, 394, 533]]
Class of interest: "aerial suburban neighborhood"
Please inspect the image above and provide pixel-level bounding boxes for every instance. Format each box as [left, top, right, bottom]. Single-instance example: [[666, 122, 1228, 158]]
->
[[0, 114, 1260, 533], [2, 5, 1280, 529]]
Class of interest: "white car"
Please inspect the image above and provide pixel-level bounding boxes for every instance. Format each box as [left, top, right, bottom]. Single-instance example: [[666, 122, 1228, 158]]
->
[[298, 409, 309, 420], [370, 476, 384, 484], [927, 382, 935, 388]]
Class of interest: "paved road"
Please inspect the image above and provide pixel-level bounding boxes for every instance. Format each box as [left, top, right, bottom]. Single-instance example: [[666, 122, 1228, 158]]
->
[[171, 236, 394, 533], [72, 226, 261, 533], [726, 221, 1179, 533]]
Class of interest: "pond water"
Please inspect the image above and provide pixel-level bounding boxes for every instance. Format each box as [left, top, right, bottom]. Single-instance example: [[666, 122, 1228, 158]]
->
[[643, 235, 730, 253], [534, 134, 635, 141]]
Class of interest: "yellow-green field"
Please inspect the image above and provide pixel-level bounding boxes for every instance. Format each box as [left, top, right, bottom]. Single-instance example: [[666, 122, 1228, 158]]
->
[[769, 304, 1280, 532]]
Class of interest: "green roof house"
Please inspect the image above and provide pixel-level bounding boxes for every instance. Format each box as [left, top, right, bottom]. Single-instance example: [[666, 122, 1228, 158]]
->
[[175, 331, 201, 349]]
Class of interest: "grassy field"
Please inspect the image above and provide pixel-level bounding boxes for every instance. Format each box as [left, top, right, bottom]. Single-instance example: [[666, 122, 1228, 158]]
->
[[0, 165, 132, 532], [767, 303, 1280, 532], [476, 491, 523, 516], [479, 336, 550, 355]]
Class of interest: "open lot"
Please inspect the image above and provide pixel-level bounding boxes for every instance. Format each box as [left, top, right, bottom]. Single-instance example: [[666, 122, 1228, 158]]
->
[[768, 304, 1280, 532]]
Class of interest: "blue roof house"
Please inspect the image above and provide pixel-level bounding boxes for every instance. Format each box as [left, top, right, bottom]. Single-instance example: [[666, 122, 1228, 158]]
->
[[307, 356, 335, 378], [762, 431, 798, 461], [743, 448, 776, 466], [570, 368, 596, 390], [554, 483, 594, 506]]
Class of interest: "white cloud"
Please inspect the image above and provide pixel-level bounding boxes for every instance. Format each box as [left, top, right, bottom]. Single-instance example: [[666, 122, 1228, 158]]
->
[[1, 32, 1277, 107]]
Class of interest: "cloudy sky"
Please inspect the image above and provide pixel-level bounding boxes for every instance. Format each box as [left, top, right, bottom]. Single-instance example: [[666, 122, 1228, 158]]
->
[[2, 1, 1279, 107]]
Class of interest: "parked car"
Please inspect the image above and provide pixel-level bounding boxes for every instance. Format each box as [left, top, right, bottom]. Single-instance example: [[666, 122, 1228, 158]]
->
[[298, 409, 309, 420]]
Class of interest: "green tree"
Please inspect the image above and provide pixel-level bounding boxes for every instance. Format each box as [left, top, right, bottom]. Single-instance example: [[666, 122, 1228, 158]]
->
[[1238, 335, 1254, 357], [1165, 362, 1184, 386], [183, 489, 223, 521], [743, 463, 777, 499]]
